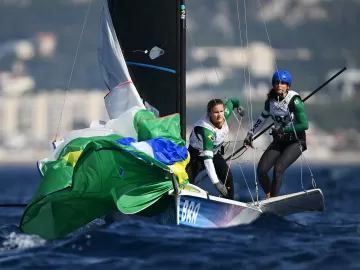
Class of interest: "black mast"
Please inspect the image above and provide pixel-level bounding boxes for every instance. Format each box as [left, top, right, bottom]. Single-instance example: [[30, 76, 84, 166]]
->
[[178, 0, 186, 140], [108, 0, 186, 139]]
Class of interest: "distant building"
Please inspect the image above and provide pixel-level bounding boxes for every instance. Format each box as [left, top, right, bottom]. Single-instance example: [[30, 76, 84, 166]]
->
[[326, 68, 360, 100], [0, 91, 108, 150]]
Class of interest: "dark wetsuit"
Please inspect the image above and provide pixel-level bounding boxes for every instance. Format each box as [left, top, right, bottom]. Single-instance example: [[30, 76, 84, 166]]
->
[[249, 91, 309, 197]]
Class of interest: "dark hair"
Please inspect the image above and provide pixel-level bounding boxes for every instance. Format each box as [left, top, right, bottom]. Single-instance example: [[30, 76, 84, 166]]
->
[[207, 99, 224, 113], [267, 88, 277, 100]]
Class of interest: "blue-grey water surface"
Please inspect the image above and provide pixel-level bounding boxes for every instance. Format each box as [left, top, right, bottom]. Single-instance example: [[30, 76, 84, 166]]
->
[[0, 163, 359, 269]]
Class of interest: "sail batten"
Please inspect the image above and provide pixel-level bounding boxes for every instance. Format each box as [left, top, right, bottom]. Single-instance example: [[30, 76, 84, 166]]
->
[[126, 62, 176, 74]]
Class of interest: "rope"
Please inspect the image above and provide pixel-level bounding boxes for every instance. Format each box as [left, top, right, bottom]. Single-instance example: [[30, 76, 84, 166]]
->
[[186, 25, 215, 94], [53, 0, 92, 142], [235, 0, 260, 203], [236, 161, 255, 203], [224, 114, 243, 186], [256, 0, 316, 194], [187, 19, 246, 188]]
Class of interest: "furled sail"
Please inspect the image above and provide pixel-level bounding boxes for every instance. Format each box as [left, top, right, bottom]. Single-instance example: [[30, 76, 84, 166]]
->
[[98, 1, 145, 119], [21, 109, 189, 240], [19, 0, 188, 241]]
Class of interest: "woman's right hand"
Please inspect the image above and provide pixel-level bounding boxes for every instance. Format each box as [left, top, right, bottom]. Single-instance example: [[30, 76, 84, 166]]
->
[[243, 133, 254, 148]]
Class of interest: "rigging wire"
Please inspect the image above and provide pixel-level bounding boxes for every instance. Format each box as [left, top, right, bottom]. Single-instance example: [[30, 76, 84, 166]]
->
[[241, 0, 259, 203], [187, 0, 321, 196], [186, 22, 246, 188], [53, 0, 92, 143], [257, 0, 316, 192], [186, 2, 259, 198]]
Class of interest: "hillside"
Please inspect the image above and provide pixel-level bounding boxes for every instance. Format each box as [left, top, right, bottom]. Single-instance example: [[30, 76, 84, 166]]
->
[[0, 0, 358, 90], [0, 0, 359, 132]]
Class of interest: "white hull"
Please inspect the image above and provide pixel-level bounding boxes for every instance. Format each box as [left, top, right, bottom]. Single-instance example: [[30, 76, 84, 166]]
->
[[250, 188, 325, 216], [106, 184, 325, 228]]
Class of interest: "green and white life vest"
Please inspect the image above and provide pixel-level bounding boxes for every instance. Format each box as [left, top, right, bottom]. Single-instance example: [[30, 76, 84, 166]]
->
[[269, 90, 300, 129], [248, 89, 308, 146], [189, 114, 229, 157]]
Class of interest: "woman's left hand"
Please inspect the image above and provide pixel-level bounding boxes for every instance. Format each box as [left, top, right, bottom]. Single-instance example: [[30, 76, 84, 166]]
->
[[237, 106, 245, 117]]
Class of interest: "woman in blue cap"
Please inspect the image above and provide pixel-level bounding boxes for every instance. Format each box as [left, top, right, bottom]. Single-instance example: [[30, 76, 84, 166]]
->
[[243, 70, 309, 198]]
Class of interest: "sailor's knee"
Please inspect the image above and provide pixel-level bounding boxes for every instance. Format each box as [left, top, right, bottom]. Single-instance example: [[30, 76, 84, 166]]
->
[[273, 163, 285, 174], [257, 165, 268, 176]]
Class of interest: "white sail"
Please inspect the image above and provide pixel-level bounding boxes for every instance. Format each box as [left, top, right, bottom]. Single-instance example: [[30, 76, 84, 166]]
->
[[98, 1, 145, 119]]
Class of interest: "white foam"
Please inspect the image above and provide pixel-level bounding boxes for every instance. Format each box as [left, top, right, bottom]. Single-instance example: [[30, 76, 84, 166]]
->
[[0, 232, 46, 251]]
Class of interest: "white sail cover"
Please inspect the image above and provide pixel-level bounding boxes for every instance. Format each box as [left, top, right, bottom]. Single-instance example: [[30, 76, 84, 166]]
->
[[98, 1, 145, 119]]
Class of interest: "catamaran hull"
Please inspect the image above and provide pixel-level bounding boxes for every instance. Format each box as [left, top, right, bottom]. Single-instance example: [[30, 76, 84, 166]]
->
[[105, 185, 263, 228], [175, 194, 262, 228], [105, 186, 325, 229], [251, 188, 325, 216]]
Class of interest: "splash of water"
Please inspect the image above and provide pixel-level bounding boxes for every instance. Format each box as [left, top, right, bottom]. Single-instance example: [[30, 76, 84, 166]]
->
[[0, 232, 46, 251]]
